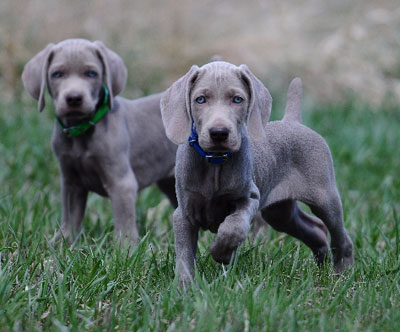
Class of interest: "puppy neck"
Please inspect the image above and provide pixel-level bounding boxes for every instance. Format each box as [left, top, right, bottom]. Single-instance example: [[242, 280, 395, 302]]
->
[[179, 127, 253, 195]]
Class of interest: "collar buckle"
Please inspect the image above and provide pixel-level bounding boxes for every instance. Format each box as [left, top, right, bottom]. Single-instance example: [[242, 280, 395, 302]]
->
[[205, 153, 230, 163], [188, 137, 197, 146]]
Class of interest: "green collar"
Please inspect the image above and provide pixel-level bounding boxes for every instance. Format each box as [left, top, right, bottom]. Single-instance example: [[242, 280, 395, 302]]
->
[[56, 86, 110, 136]]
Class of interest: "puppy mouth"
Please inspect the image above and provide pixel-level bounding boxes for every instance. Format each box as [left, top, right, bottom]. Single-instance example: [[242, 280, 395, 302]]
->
[[206, 145, 231, 153], [58, 108, 95, 120], [206, 140, 242, 153], [201, 141, 236, 153], [64, 111, 87, 118]]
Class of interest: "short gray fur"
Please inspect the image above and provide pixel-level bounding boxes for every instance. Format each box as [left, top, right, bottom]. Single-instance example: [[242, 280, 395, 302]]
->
[[22, 39, 177, 244], [160, 61, 354, 287]]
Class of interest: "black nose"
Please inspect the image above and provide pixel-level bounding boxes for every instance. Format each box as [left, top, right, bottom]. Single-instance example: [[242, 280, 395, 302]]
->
[[66, 93, 83, 107], [209, 127, 229, 142]]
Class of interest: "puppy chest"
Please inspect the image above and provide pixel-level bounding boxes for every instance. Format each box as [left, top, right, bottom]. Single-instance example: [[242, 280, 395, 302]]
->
[[189, 196, 237, 233], [59, 153, 108, 196], [77, 167, 106, 195]]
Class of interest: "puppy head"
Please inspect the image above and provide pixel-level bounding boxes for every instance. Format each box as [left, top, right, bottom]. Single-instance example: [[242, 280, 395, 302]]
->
[[21, 38, 127, 120], [160, 61, 272, 152], [189, 62, 250, 152]]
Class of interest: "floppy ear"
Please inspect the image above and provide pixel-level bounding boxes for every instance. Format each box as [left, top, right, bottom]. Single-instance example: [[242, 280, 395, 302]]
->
[[160, 65, 200, 144], [93, 41, 127, 109], [239, 64, 272, 141], [21, 43, 55, 112]]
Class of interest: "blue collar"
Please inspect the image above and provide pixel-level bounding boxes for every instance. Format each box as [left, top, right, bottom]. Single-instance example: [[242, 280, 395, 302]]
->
[[188, 122, 232, 164]]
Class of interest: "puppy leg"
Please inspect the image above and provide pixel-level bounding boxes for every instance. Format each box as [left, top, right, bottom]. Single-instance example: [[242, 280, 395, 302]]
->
[[173, 208, 199, 288], [210, 182, 260, 264], [59, 175, 88, 243], [262, 200, 330, 266], [107, 171, 139, 245], [156, 176, 178, 208], [309, 190, 354, 273], [251, 212, 267, 242]]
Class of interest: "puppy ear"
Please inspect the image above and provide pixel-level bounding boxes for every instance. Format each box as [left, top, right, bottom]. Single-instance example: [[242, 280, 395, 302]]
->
[[21, 43, 55, 112], [160, 65, 200, 144], [93, 41, 127, 109], [239, 64, 272, 141]]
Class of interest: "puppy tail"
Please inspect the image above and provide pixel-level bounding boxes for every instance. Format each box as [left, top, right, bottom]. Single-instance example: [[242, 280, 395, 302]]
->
[[283, 77, 302, 123]]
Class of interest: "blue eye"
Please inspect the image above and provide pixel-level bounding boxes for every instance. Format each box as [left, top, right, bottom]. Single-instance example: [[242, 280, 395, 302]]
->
[[195, 96, 206, 104], [86, 71, 98, 78], [233, 96, 243, 104], [51, 71, 63, 79]]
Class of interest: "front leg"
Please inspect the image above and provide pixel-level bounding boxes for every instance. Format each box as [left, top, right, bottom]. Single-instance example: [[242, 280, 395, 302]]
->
[[107, 171, 139, 246], [210, 181, 260, 264], [59, 174, 88, 243], [174, 208, 199, 289]]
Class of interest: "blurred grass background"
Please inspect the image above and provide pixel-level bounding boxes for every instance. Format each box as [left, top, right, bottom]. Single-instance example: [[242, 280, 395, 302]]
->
[[1, 1, 400, 330], [1, 0, 400, 105]]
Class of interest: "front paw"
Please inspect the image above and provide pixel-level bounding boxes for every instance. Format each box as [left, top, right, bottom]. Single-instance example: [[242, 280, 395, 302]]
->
[[53, 225, 77, 245], [114, 229, 138, 248], [210, 239, 238, 264], [177, 273, 193, 291], [210, 220, 246, 264]]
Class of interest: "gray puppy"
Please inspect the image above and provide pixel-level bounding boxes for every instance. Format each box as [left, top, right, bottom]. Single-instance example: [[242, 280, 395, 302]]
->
[[22, 39, 177, 244], [161, 61, 354, 286]]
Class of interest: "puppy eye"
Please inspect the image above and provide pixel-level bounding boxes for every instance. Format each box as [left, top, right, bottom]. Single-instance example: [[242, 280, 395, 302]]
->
[[233, 96, 243, 104], [195, 96, 206, 104], [86, 71, 98, 78], [51, 71, 63, 79]]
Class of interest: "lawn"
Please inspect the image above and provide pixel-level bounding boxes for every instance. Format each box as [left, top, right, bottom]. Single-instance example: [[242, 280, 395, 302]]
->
[[0, 97, 399, 331]]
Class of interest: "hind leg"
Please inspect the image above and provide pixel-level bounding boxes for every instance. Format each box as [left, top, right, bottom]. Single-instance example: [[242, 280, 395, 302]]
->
[[309, 190, 353, 272], [157, 176, 178, 208], [251, 212, 268, 242], [261, 200, 330, 266]]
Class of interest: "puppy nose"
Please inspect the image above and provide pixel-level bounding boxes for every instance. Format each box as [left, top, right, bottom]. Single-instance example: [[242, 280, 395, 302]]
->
[[209, 127, 229, 142], [66, 93, 83, 107]]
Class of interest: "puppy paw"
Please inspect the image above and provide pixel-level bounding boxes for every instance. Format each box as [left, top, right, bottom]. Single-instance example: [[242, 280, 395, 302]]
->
[[114, 229, 138, 249], [311, 245, 330, 267], [332, 235, 354, 273], [210, 240, 238, 264], [177, 274, 193, 291], [210, 228, 243, 264], [209, 215, 250, 264], [53, 226, 77, 245]]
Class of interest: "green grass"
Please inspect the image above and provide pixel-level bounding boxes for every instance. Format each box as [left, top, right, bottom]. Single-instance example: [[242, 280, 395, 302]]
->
[[1, 98, 399, 331]]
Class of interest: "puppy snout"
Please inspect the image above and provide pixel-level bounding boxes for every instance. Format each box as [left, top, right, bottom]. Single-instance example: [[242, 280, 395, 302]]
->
[[66, 92, 83, 107], [209, 127, 229, 142]]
